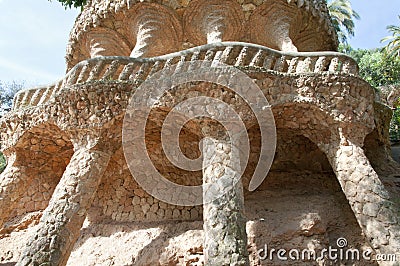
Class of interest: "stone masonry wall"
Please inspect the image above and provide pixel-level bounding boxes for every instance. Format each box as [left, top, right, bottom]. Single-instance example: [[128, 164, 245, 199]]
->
[[1, 43, 399, 264]]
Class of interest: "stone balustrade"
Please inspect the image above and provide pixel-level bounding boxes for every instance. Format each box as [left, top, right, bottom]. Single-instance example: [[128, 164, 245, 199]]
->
[[12, 42, 358, 111]]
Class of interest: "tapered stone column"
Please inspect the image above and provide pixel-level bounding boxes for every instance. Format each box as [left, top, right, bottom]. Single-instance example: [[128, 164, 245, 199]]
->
[[321, 130, 400, 263], [17, 146, 111, 266], [0, 151, 34, 229], [202, 136, 249, 265]]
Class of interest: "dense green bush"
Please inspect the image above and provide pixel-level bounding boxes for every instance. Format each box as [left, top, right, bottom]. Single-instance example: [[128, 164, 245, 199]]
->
[[358, 51, 400, 88], [390, 100, 400, 142], [340, 44, 400, 88]]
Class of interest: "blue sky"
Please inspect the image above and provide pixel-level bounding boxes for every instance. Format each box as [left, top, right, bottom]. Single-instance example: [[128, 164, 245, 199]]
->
[[0, 0, 399, 87]]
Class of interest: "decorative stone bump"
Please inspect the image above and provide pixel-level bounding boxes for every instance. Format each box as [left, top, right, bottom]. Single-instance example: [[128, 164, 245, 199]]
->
[[184, 0, 244, 44], [85, 27, 131, 58], [249, 0, 298, 52], [128, 3, 182, 58]]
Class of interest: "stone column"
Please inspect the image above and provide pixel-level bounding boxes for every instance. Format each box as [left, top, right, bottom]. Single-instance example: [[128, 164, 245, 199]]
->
[[17, 147, 111, 266], [272, 20, 298, 52], [85, 28, 131, 58], [0, 151, 33, 229], [202, 136, 249, 265], [130, 11, 164, 58], [322, 131, 400, 261]]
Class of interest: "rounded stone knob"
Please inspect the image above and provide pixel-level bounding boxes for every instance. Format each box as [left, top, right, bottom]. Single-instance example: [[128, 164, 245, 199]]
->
[[84, 27, 131, 58], [184, 0, 244, 44], [127, 3, 183, 58]]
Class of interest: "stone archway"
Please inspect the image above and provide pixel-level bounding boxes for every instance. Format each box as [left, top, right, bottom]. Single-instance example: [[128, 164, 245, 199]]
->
[[0, 123, 74, 232], [246, 101, 399, 264], [242, 123, 378, 265]]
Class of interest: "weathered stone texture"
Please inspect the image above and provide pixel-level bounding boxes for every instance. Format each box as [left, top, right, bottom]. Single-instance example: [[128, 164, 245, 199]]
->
[[322, 138, 400, 258], [203, 137, 249, 265], [2, 65, 399, 265], [17, 145, 112, 266], [0, 125, 73, 231]]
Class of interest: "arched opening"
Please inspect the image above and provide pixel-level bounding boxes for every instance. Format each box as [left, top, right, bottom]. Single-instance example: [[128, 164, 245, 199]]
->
[[243, 104, 375, 265], [2, 123, 73, 230]]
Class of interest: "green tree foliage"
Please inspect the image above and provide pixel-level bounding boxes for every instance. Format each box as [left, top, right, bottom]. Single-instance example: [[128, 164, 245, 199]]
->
[[390, 98, 400, 142], [48, 0, 87, 9], [327, 0, 360, 44], [381, 16, 400, 58], [339, 44, 400, 88], [358, 50, 400, 88]]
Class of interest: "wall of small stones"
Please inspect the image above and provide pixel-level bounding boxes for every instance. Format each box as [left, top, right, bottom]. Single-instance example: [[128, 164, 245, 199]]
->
[[271, 128, 332, 173], [89, 125, 204, 223], [90, 150, 204, 222]]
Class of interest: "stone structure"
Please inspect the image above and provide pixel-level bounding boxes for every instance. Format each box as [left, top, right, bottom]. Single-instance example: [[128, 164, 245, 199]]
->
[[0, 0, 399, 265]]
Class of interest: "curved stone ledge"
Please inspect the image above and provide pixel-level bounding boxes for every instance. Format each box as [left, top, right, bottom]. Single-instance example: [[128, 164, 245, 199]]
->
[[13, 42, 358, 111]]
